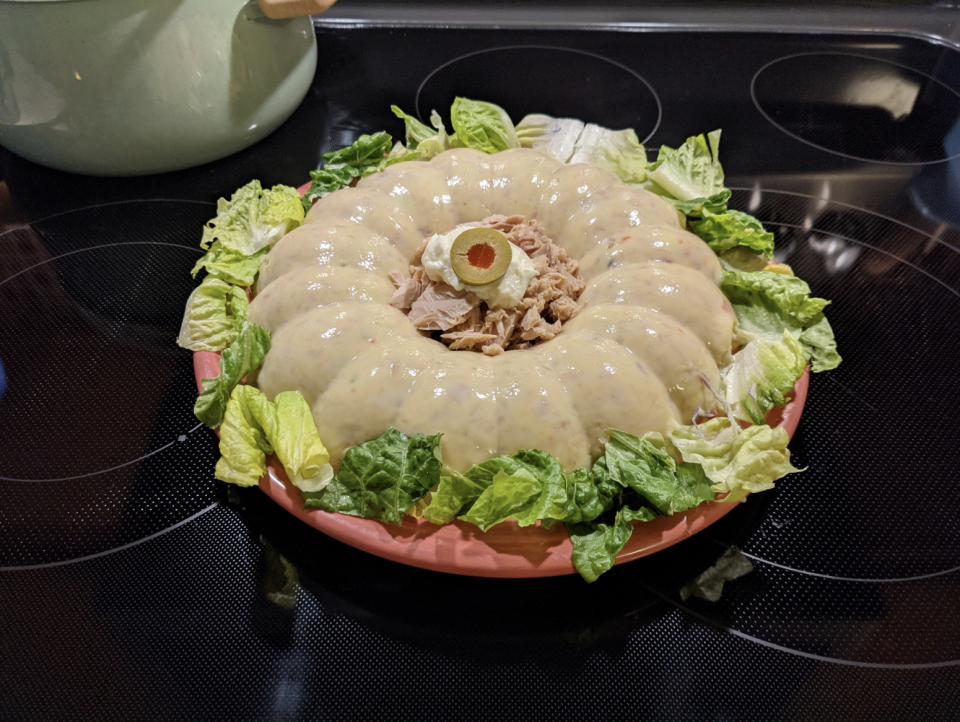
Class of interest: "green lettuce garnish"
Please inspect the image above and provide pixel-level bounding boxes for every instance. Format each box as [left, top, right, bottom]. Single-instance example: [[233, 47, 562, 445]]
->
[[322, 131, 394, 168], [648, 129, 725, 202], [272, 391, 333, 492], [200, 180, 304, 256], [569, 124, 649, 185], [177, 276, 249, 352], [303, 131, 423, 210], [566, 510, 634, 583], [514, 113, 649, 184], [449, 97, 519, 154], [215, 385, 276, 487], [720, 269, 841, 372], [669, 418, 801, 504], [601, 429, 715, 515], [194, 319, 271, 428], [721, 331, 807, 424], [515, 114, 584, 163], [391, 106, 456, 161], [215, 386, 332, 491], [391, 105, 437, 148], [191, 243, 270, 287], [671, 189, 732, 218], [690, 209, 775, 259], [304, 428, 442, 524]]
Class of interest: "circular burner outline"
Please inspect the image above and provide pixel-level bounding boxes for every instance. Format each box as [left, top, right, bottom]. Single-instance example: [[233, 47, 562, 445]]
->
[[642, 582, 960, 669], [0, 502, 219, 571], [0, 209, 208, 481], [416, 44, 662, 145], [750, 51, 960, 166]]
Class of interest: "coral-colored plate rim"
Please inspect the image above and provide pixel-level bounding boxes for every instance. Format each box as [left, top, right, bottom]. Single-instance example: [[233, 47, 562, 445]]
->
[[194, 349, 807, 578]]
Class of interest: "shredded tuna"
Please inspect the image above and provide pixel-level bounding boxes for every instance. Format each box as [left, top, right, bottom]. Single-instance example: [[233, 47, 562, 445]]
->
[[390, 214, 583, 352], [406, 282, 480, 331]]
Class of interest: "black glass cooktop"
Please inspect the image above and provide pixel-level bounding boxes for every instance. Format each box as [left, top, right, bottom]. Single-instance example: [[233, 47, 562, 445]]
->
[[3, 20, 960, 721]]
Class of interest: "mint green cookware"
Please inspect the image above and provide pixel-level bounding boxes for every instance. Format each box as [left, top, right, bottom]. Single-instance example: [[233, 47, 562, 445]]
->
[[0, 0, 319, 175]]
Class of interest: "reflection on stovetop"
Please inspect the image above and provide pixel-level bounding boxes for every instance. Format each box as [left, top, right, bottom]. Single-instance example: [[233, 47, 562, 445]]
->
[[2, 22, 960, 721]]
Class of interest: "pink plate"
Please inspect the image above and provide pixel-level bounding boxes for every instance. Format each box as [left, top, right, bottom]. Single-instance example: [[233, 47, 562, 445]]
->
[[194, 350, 807, 578]]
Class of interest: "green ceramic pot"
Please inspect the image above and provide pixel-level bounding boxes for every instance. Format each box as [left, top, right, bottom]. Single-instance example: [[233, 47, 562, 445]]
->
[[0, 0, 317, 175]]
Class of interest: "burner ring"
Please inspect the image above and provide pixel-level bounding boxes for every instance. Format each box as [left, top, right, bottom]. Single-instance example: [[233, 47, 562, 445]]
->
[[751, 51, 960, 166], [417, 45, 662, 145]]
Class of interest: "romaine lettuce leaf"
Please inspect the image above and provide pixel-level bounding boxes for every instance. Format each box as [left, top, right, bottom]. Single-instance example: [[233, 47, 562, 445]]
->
[[302, 166, 362, 210], [458, 468, 542, 532], [602, 429, 715, 515], [516, 113, 584, 163], [800, 314, 843, 373], [213, 386, 332, 491], [391, 105, 436, 148], [669, 189, 732, 218], [200, 180, 304, 256], [669, 418, 801, 504], [720, 269, 841, 371], [690, 209, 775, 259], [560, 467, 613, 524], [648, 130, 725, 201], [194, 319, 271, 428], [421, 467, 488, 525], [449, 97, 519, 154], [514, 113, 649, 184], [215, 385, 277, 487], [721, 331, 807, 425], [566, 510, 634, 583], [305, 428, 442, 524], [272, 391, 332, 492], [177, 276, 248, 352], [322, 131, 394, 168], [569, 124, 649, 185], [191, 242, 270, 287]]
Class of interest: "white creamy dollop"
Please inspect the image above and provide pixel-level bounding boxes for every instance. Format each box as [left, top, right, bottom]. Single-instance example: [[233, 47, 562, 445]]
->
[[420, 224, 538, 309]]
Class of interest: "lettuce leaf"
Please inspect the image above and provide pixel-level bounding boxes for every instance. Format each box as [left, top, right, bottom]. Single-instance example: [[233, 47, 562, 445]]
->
[[391, 105, 436, 148], [177, 276, 248, 352], [690, 209, 775, 259], [721, 331, 807, 425], [322, 132, 394, 168], [302, 166, 362, 210], [449, 97, 519, 154], [458, 468, 542, 532], [800, 315, 843, 373], [720, 269, 841, 371], [560, 467, 613, 524], [200, 180, 304, 256], [215, 385, 277, 487], [669, 418, 801, 504], [569, 124, 649, 185], [214, 386, 332, 491], [194, 319, 271, 428], [514, 113, 648, 184], [305, 428, 442, 524], [669, 189, 732, 218], [421, 467, 487, 525], [272, 391, 332, 492], [191, 242, 270, 287], [566, 510, 634, 583], [516, 114, 584, 163], [601, 429, 715, 515], [648, 130, 725, 201]]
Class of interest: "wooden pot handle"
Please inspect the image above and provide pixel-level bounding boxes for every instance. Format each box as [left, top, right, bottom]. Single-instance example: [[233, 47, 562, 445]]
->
[[258, 0, 338, 19]]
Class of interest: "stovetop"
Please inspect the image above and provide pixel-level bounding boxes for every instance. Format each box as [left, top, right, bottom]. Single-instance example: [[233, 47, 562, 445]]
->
[[2, 18, 960, 721]]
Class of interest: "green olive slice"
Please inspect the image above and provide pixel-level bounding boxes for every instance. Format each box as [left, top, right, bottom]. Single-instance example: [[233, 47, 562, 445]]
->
[[450, 228, 512, 286]]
